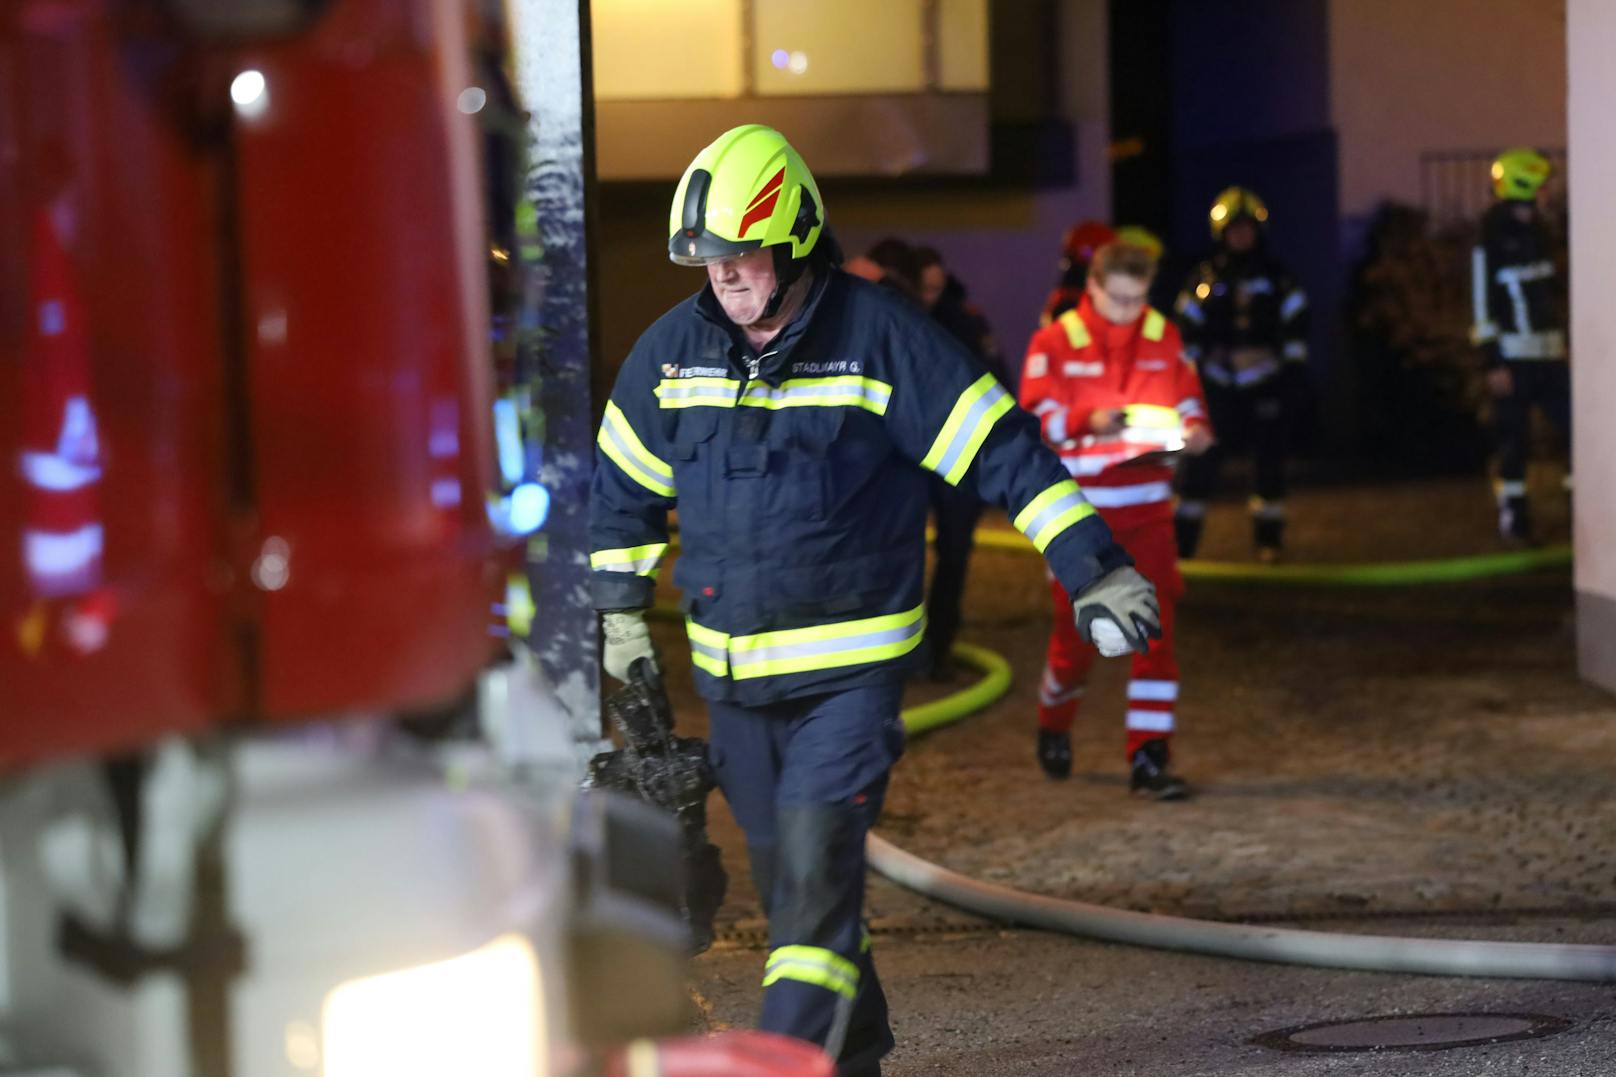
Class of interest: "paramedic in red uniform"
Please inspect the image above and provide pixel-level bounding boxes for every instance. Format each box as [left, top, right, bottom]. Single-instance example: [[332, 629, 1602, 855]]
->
[[1019, 241, 1213, 799]]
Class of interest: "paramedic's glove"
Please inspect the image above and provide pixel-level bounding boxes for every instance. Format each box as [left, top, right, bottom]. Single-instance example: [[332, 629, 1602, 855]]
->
[[1072, 566, 1161, 657], [602, 610, 658, 683]]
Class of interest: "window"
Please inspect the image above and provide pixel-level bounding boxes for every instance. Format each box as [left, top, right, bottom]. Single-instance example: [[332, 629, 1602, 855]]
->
[[591, 0, 988, 99], [592, 0, 745, 101]]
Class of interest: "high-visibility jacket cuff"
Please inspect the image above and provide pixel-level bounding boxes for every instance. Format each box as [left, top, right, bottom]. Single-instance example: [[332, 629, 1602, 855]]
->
[[1044, 514, 1134, 597]]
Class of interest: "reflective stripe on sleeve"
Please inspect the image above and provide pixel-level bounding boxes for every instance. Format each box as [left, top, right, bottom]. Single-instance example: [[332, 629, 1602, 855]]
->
[[1234, 358, 1280, 386], [1082, 481, 1173, 508], [590, 542, 668, 576], [599, 402, 675, 497], [1032, 399, 1071, 443], [1471, 246, 1499, 344], [921, 373, 1016, 485], [763, 946, 859, 999], [1280, 288, 1308, 322], [1283, 340, 1309, 361], [1012, 479, 1096, 552]]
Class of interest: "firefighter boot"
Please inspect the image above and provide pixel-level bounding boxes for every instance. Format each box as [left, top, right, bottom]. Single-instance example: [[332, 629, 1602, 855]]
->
[[1253, 515, 1284, 564], [1174, 508, 1205, 560], [1499, 495, 1534, 545], [1037, 729, 1072, 780], [1130, 738, 1191, 801]]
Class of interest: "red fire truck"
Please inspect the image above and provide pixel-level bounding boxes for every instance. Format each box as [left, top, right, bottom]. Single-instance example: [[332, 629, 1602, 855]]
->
[[0, 2, 827, 1074]]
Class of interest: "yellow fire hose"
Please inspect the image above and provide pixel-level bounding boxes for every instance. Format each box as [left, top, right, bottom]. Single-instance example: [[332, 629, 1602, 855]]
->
[[969, 527, 1572, 586], [664, 531, 1572, 587]]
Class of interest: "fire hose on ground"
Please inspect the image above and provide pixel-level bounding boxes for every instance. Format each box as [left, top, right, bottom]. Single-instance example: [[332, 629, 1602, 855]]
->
[[666, 531, 1573, 587], [872, 643, 1616, 982], [967, 529, 1573, 586]]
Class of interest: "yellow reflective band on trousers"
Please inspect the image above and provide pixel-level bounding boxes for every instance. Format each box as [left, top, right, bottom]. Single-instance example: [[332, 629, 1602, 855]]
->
[[1059, 309, 1092, 349], [685, 605, 927, 681], [1013, 480, 1096, 553], [599, 402, 675, 497], [655, 375, 893, 415], [763, 945, 859, 1000], [1142, 309, 1167, 341], [921, 373, 1015, 485], [590, 542, 668, 577]]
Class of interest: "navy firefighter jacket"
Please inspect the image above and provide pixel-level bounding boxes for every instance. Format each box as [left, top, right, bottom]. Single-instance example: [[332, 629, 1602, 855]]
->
[[589, 269, 1131, 707]]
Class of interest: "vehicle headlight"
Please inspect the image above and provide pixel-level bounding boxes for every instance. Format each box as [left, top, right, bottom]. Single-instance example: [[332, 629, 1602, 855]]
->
[[321, 934, 543, 1077]]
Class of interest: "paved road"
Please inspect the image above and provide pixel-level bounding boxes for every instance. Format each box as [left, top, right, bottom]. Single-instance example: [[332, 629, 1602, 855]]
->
[[664, 473, 1614, 1073]]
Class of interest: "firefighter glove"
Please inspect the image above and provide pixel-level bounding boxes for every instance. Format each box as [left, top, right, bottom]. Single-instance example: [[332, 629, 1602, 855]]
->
[[1072, 566, 1161, 657], [602, 610, 658, 683]]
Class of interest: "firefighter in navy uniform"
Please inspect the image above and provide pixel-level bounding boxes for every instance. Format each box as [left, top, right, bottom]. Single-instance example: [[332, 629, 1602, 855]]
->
[[1172, 187, 1309, 562], [588, 125, 1160, 1076], [914, 244, 1011, 679], [1471, 147, 1571, 542]]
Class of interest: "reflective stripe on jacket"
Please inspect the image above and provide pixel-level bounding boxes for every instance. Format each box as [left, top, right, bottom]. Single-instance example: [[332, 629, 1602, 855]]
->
[[589, 270, 1130, 705], [1173, 249, 1308, 387], [1020, 298, 1210, 529], [1470, 202, 1567, 366]]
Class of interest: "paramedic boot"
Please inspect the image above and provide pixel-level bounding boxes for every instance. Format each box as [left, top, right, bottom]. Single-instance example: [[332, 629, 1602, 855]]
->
[[1174, 509, 1205, 560], [1253, 515, 1285, 564], [1130, 738, 1191, 801], [1037, 729, 1073, 781]]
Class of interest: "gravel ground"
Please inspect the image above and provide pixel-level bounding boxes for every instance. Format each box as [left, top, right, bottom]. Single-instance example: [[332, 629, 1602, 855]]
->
[[652, 468, 1615, 1074]]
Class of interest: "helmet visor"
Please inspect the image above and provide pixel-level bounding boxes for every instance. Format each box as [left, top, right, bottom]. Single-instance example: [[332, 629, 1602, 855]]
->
[[668, 229, 762, 267]]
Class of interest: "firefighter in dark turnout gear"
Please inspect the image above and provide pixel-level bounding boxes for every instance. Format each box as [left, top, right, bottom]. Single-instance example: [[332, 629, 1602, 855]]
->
[[1472, 147, 1570, 542], [915, 245, 1010, 679], [589, 125, 1160, 1075], [1173, 187, 1309, 562]]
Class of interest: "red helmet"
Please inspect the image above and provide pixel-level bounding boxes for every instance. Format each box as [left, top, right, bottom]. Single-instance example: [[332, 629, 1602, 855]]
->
[[1061, 220, 1116, 265]]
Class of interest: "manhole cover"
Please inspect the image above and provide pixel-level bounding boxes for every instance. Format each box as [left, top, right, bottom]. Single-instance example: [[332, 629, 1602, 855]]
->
[[1253, 1013, 1573, 1053]]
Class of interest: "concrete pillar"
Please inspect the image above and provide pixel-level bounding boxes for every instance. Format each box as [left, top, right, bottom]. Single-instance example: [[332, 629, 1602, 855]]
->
[[510, 0, 607, 759], [1568, 0, 1616, 692]]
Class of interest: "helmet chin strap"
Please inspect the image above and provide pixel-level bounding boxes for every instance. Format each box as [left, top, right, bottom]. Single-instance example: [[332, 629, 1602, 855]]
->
[[762, 244, 808, 319]]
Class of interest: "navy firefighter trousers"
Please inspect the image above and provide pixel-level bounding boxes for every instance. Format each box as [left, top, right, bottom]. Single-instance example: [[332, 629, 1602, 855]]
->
[[707, 680, 906, 1075]]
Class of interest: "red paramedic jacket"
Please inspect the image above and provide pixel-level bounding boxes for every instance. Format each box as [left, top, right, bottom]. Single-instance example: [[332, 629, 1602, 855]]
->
[[1019, 295, 1211, 529]]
